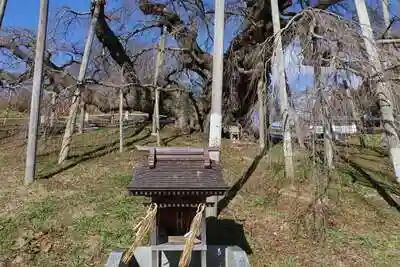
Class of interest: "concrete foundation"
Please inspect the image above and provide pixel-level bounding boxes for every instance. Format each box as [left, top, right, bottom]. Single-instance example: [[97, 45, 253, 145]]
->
[[105, 246, 250, 267]]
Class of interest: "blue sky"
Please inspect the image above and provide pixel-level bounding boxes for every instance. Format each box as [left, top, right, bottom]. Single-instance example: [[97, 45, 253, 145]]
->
[[1, 0, 398, 93], [1, 0, 237, 67], [1, 0, 238, 48], [3, 0, 88, 29], [2, 0, 91, 70]]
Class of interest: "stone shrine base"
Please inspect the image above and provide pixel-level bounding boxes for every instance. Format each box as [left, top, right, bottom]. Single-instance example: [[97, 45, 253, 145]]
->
[[105, 245, 250, 267]]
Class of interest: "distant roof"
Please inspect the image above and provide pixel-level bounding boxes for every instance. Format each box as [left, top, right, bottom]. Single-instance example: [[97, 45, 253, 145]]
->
[[270, 121, 281, 128], [127, 147, 229, 196]]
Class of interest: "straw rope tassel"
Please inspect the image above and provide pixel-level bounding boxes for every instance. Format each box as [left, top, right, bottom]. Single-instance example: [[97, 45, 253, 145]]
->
[[179, 203, 206, 267], [122, 203, 158, 264]]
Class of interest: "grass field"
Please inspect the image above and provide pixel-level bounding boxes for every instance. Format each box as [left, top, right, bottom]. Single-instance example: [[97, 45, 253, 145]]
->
[[1, 122, 400, 266]]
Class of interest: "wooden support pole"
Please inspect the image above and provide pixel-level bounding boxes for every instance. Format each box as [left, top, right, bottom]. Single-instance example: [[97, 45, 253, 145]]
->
[[2, 89, 11, 126], [0, 0, 8, 29], [376, 38, 400, 44], [257, 77, 266, 148], [355, 0, 400, 184], [78, 99, 86, 134], [152, 26, 166, 146], [24, 0, 49, 185], [58, 0, 100, 164], [49, 91, 56, 129], [119, 88, 124, 152], [270, 0, 294, 179], [381, 0, 391, 37]]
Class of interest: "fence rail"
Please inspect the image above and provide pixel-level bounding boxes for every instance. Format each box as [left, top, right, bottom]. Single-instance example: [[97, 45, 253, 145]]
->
[[1, 112, 151, 141]]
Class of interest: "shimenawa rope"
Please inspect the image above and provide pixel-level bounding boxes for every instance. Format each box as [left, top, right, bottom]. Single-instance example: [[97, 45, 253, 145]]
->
[[122, 203, 158, 264], [178, 203, 206, 267]]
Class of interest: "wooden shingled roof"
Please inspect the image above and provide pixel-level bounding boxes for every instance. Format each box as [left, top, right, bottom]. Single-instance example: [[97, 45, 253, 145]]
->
[[127, 147, 229, 196]]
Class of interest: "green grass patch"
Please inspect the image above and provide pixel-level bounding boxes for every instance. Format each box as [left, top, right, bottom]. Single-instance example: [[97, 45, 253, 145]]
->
[[269, 257, 297, 267], [72, 195, 144, 249], [0, 218, 19, 257], [326, 228, 400, 266], [108, 174, 134, 188], [0, 110, 27, 118], [24, 196, 63, 230]]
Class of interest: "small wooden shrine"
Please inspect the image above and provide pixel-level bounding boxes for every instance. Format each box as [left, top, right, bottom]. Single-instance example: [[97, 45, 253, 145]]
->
[[127, 147, 230, 266]]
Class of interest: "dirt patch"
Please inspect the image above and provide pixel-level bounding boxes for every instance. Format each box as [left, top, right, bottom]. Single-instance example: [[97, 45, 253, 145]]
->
[[6, 228, 66, 266], [83, 234, 103, 264]]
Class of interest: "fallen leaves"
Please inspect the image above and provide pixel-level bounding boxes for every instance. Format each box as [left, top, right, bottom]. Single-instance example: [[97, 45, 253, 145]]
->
[[10, 229, 54, 265]]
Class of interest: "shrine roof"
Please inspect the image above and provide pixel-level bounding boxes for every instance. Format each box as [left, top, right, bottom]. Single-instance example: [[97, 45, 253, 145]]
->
[[127, 147, 229, 196]]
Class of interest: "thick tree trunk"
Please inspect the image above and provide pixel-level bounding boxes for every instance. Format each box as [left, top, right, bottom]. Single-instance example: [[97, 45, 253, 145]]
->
[[293, 112, 306, 149], [188, 92, 204, 132], [286, 80, 305, 149], [345, 86, 366, 147], [175, 91, 191, 134], [323, 119, 334, 169], [315, 66, 334, 169]]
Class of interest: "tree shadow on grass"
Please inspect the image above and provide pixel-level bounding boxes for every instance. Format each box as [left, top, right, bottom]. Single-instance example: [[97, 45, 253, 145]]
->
[[134, 132, 186, 148], [68, 123, 148, 160], [162, 133, 185, 145], [37, 125, 151, 180], [304, 142, 400, 211], [37, 150, 60, 159], [345, 143, 388, 157], [217, 145, 273, 215], [339, 155, 400, 212]]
